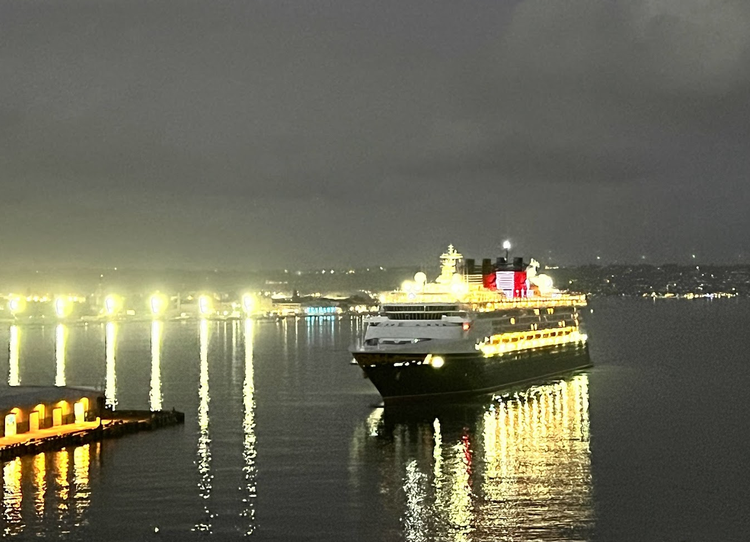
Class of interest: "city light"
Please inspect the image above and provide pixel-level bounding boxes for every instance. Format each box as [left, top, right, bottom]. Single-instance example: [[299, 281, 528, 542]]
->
[[150, 293, 168, 317], [104, 294, 122, 316], [54, 297, 71, 318], [198, 295, 213, 316], [8, 296, 25, 314], [242, 293, 255, 315]]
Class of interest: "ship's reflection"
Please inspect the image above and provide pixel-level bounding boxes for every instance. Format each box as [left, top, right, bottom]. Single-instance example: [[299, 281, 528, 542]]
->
[[351, 375, 594, 541], [1, 443, 99, 536]]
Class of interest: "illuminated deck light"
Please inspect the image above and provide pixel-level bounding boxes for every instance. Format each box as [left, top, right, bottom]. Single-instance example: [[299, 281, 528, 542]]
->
[[430, 356, 445, 368], [478, 326, 587, 357]]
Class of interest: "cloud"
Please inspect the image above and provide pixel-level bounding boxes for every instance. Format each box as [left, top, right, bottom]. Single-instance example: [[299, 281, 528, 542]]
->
[[1, 0, 749, 267]]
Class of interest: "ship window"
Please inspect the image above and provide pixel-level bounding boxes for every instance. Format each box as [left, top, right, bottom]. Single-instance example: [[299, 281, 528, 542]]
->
[[510, 317, 516, 325], [534, 309, 540, 315]]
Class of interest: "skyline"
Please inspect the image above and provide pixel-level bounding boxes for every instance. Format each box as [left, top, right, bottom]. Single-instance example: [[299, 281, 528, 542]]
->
[[2, 0, 749, 269]]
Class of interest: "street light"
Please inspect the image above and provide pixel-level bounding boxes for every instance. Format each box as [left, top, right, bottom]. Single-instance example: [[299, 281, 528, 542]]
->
[[150, 293, 168, 317], [104, 294, 122, 316], [198, 295, 212, 317], [242, 293, 255, 315], [8, 296, 25, 315], [54, 297, 70, 319]]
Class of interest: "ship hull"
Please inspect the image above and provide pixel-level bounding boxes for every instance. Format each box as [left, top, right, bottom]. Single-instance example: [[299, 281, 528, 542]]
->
[[353, 342, 591, 405]]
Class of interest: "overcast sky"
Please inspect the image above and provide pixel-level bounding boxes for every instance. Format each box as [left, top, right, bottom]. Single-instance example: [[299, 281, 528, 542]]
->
[[2, 0, 749, 270]]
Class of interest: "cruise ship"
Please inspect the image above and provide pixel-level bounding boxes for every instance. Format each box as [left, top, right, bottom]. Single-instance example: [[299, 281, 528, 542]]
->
[[351, 245, 591, 404]]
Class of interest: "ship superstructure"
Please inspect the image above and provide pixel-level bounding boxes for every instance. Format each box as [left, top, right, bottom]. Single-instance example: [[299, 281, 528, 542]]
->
[[351, 245, 591, 403]]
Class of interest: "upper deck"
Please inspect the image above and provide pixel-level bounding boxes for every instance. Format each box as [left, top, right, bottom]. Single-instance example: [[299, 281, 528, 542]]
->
[[379, 244, 586, 311]]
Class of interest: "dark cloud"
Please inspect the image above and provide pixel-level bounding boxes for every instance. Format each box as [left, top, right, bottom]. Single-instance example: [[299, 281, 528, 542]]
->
[[1, 0, 748, 269]]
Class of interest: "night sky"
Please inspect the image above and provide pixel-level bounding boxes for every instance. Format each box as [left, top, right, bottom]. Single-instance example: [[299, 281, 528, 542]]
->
[[2, 0, 749, 270]]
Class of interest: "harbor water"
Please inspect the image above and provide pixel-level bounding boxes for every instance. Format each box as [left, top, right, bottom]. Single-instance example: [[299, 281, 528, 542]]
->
[[1, 298, 749, 541]]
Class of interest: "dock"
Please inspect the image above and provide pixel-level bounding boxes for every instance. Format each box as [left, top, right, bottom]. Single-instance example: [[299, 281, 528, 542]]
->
[[0, 409, 184, 461]]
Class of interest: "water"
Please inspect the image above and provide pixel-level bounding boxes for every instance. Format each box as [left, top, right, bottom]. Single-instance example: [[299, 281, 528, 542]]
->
[[1, 298, 749, 541]]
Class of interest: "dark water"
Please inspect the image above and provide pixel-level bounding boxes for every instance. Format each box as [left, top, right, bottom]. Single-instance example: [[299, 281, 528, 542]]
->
[[1, 298, 749, 541]]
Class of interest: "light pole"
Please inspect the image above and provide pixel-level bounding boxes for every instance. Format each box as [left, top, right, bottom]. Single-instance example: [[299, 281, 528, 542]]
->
[[503, 240, 511, 261]]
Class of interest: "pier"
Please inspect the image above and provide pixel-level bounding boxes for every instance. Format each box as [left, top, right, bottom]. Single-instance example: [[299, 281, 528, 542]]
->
[[0, 385, 184, 461], [0, 409, 184, 461]]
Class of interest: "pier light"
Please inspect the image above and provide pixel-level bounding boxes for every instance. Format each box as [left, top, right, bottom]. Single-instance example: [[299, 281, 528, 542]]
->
[[150, 293, 168, 317], [8, 296, 26, 314], [430, 356, 445, 368], [198, 295, 213, 316], [242, 293, 255, 315]]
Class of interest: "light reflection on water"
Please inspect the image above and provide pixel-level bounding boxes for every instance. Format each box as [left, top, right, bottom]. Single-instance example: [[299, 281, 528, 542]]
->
[[352, 375, 594, 541], [104, 322, 117, 409], [1, 446, 96, 537], [149, 320, 163, 411], [194, 318, 213, 533], [33, 453, 45, 520], [2, 318, 594, 540], [2, 457, 23, 536], [241, 318, 257, 535], [72, 444, 90, 523], [54, 324, 67, 387], [8, 326, 19, 387], [0, 299, 746, 539]]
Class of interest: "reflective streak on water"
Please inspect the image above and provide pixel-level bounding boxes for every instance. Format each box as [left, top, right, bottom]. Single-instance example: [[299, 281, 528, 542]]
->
[[0, 299, 749, 541], [2, 444, 99, 538], [350, 376, 593, 541]]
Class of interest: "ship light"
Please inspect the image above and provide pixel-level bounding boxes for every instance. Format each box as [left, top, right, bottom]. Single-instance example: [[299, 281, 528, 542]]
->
[[462, 322, 471, 331], [425, 355, 445, 368]]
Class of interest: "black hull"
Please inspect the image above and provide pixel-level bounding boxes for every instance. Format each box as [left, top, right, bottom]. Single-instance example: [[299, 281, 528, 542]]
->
[[354, 342, 591, 405]]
